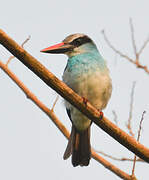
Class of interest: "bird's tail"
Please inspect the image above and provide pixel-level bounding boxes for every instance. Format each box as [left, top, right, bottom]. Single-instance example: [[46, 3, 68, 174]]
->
[[63, 125, 91, 167]]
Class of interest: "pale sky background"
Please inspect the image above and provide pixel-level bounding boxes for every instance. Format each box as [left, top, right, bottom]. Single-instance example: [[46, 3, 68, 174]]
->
[[0, 0, 149, 179]]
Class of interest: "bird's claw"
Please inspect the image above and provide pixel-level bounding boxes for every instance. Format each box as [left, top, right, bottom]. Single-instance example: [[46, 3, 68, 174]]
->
[[97, 110, 103, 120], [82, 97, 88, 106]]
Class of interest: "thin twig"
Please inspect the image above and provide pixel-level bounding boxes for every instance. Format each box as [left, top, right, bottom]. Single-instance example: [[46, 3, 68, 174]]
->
[[21, 35, 31, 47], [112, 110, 118, 125], [101, 20, 149, 74], [101, 30, 134, 63], [94, 150, 144, 162], [6, 35, 31, 66], [129, 18, 138, 60], [138, 36, 149, 55], [131, 111, 146, 177], [6, 56, 14, 66], [126, 81, 136, 137], [51, 95, 59, 112], [137, 111, 146, 141]]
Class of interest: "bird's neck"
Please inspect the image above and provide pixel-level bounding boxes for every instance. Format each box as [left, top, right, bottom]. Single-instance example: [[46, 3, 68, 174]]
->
[[67, 43, 106, 71]]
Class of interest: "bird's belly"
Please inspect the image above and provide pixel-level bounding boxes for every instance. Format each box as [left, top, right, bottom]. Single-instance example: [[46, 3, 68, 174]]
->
[[69, 70, 112, 109], [64, 70, 112, 131]]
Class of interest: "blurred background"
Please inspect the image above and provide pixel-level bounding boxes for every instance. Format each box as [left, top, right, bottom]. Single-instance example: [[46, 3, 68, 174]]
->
[[0, 0, 149, 179]]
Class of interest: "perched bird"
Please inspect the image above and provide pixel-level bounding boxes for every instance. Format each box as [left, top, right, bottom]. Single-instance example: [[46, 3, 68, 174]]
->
[[41, 33, 112, 167]]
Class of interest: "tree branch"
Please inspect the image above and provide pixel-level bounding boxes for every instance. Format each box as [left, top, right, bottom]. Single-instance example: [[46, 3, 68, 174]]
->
[[0, 29, 149, 163], [92, 151, 137, 180], [101, 30, 134, 63], [101, 28, 149, 74], [93, 150, 144, 162], [0, 61, 135, 180]]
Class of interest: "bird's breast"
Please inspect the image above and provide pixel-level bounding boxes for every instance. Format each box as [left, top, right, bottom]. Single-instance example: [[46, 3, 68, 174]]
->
[[63, 63, 112, 110]]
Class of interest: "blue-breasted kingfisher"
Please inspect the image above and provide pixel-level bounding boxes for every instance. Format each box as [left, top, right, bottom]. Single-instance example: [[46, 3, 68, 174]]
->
[[41, 33, 112, 167]]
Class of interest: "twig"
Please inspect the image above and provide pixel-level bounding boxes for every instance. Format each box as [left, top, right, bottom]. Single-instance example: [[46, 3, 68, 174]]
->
[[129, 18, 138, 61], [112, 110, 118, 125], [92, 150, 137, 180], [101, 30, 134, 63], [51, 95, 59, 111], [126, 82, 136, 137], [0, 61, 135, 180], [131, 111, 146, 177], [137, 111, 146, 141], [21, 35, 31, 47], [0, 29, 149, 163], [94, 150, 144, 162], [6, 56, 14, 66], [138, 36, 149, 55], [6, 35, 31, 66], [101, 20, 149, 74]]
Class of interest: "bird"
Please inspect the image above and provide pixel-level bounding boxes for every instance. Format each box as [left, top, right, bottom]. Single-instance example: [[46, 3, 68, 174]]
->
[[40, 33, 112, 167]]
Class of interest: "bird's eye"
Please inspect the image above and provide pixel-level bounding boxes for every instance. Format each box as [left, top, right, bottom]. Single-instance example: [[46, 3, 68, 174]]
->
[[71, 38, 82, 46]]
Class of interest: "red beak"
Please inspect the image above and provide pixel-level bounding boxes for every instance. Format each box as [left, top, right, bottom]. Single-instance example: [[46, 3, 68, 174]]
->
[[40, 42, 73, 54]]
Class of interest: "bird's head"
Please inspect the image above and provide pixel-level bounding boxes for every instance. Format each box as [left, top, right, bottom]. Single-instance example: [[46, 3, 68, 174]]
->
[[40, 33, 97, 57]]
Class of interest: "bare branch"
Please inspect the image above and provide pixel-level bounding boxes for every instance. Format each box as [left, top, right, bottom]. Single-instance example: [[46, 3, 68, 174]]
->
[[51, 95, 59, 112], [92, 150, 137, 180], [101, 30, 134, 63], [102, 21, 149, 74], [0, 61, 136, 180], [131, 111, 146, 177], [126, 81, 136, 137], [94, 150, 144, 162], [0, 29, 149, 163], [138, 36, 149, 55]]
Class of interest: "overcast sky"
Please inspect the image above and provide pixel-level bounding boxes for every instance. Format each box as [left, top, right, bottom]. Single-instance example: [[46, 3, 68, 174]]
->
[[0, 0, 149, 179]]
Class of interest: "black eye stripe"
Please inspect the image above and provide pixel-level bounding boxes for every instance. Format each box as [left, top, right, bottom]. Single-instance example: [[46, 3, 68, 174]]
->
[[70, 36, 92, 47]]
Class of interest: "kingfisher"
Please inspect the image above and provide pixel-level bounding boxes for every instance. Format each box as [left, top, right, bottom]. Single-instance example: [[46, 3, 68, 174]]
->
[[41, 33, 112, 167]]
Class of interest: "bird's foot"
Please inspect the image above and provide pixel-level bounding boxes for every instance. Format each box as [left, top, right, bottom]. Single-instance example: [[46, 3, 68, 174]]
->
[[82, 97, 88, 106], [97, 110, 104, 120]]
